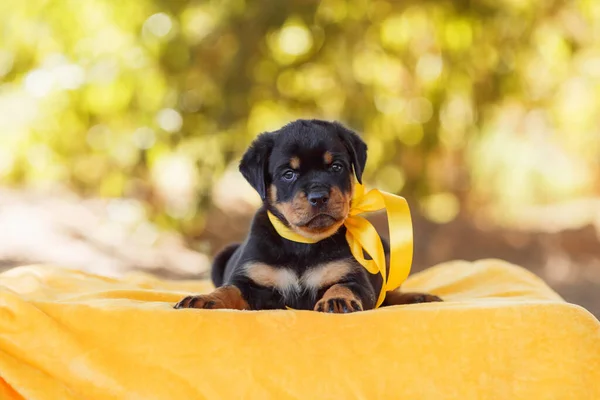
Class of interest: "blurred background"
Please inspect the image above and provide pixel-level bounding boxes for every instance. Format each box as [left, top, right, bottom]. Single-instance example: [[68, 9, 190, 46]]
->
[[0, 0, 599, 315]]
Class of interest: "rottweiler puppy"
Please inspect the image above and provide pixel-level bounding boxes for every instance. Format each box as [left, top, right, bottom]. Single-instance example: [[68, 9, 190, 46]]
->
[[175, 119, 441, 312]]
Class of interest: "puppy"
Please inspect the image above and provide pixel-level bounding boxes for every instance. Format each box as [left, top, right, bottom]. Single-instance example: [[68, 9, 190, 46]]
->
[[175, 119, 441, 312]]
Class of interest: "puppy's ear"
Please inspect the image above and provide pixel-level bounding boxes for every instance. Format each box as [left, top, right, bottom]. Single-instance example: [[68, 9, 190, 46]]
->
[[335, 123, 367, 183], [239, 132, 275, 200]]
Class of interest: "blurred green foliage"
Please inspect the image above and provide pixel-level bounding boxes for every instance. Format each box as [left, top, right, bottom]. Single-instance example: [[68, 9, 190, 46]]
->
[[1, 0, 599, 235]]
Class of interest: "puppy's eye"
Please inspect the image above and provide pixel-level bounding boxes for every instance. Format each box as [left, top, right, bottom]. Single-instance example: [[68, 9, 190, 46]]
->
[[330, 162, 343, 173], [282, 170, 297, 181]]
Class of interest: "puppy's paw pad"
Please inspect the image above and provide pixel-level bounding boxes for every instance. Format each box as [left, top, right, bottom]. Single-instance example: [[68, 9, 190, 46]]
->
[[174, 295, 219, 309], [315, 297, 362, 313]]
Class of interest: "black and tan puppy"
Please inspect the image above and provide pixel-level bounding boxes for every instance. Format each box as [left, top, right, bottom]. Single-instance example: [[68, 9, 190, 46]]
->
[[175, 119, 441, 312]]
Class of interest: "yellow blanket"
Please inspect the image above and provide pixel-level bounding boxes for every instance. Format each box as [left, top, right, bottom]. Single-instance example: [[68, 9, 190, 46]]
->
[[0, 259, 598, 399]]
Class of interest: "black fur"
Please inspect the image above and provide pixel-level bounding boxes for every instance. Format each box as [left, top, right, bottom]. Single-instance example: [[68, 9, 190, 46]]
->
[[210, 243, 240, 287], [239, 132, 275, 200]]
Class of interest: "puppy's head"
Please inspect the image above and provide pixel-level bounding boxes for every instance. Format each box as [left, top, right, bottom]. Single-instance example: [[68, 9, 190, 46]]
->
[[240, 119, 367, 241]]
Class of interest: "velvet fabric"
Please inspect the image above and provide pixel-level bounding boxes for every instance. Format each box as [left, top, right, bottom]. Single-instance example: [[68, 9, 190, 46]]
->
[[0, 259, 598, 399]]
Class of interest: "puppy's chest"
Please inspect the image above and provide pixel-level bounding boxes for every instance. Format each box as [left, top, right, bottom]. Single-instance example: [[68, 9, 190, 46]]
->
[[244, 259, 356, 299]]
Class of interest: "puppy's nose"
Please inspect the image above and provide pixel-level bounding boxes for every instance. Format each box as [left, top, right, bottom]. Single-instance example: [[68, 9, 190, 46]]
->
[[308, 190, 329, 206]]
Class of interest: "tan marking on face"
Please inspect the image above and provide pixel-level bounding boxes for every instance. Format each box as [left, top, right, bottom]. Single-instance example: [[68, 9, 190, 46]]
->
[[275, 186, 353, 241], [245, 262, 300, 296], [328, 187, 351, 218], [269, 184, 278, 204], [302, 259, 356, 289], [290, 156, 300, 169], [323, 151, 333, 164], [274, 191, 311, 225]]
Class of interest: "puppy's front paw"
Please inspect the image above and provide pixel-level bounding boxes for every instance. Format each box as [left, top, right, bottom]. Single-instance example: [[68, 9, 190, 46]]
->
[[173, 285, 250, 310], [174, 295, 223, 309], [314, 284, 364, 313], [315, 297, 362, 313]]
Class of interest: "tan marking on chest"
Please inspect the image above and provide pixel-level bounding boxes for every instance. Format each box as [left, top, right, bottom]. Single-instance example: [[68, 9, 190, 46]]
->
[[245, 262, 300, 296], [301, 259, 356, 289]]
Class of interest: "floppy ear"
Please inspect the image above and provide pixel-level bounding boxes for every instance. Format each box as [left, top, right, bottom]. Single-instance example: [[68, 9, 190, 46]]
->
[[239, 132, 275, 200], [335, 122, 368, 183]]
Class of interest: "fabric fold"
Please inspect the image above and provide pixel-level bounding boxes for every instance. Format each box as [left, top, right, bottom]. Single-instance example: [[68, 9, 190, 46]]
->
[[0, 259, 598, 400]]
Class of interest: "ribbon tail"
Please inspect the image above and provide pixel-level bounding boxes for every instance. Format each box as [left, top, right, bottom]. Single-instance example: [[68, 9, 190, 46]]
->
[[345, 215, 388, 307], [381, 192, 413, 293]]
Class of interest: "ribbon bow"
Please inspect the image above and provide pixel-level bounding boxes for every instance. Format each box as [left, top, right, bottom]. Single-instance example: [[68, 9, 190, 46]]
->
[[267, 183, 413, 307]]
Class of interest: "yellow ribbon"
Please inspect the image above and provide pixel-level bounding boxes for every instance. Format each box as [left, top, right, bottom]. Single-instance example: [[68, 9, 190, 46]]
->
[[267, 183, 413, 308]]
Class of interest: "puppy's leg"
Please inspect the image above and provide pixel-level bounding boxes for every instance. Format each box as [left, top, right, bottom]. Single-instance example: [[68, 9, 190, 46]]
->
[[174, 285, 250, 310], [314, 283, 366, 313], [382, 290, 442, 306]]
